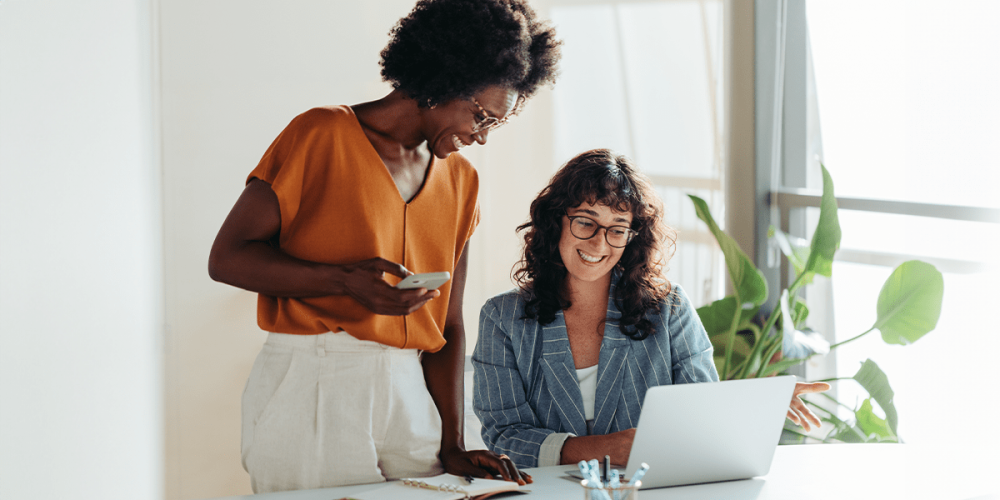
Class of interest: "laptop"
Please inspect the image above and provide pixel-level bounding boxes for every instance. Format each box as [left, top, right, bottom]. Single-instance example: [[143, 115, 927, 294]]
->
[[622, 375, 796, 489]]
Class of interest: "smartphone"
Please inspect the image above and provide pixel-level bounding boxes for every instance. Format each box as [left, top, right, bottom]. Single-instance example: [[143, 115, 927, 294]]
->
[[396, 271, 451, 290]]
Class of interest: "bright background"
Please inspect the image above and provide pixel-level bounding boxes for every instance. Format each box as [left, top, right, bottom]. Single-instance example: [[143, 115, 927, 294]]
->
[[2, 1, 997, 499]]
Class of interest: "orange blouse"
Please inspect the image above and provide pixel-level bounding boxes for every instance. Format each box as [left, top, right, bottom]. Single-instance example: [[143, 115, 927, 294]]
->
[[247, 106, 480, 352]]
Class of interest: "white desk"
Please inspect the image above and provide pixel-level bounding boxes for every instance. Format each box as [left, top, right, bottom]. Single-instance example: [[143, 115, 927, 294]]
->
[[203, 444, 998, 500]]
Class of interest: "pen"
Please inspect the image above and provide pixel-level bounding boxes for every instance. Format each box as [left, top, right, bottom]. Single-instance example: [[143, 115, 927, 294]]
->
[[603, 455, 610, 485]]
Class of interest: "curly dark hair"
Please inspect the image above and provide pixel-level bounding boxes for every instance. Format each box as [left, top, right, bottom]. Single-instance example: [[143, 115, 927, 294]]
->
[[513, 149, 677, 341], [379, 0, 561, 109]]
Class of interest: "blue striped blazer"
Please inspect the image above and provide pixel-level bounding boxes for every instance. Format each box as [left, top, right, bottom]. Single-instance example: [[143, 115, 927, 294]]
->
[[472, 281, 719, 468]]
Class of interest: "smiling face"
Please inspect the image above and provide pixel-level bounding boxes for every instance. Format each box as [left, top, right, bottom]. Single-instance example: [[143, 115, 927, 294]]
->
[[422, 85, 519, 159], [558, 201, 634, 286]]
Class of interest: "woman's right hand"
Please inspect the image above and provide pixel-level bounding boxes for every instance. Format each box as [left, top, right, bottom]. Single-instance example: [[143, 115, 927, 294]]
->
[[339, 257, 440, 315], [560, 427, 636, 466]]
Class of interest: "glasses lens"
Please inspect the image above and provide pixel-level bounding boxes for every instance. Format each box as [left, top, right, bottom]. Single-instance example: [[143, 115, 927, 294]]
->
[[569, 217, 598, 239], [606, 227, 631, 247], [474, 117, 501, 133]]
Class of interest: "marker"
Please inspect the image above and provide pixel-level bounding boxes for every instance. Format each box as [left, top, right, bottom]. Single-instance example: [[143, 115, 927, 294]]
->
[[625, 462, 649, 488], [609, 469, 621, 500]]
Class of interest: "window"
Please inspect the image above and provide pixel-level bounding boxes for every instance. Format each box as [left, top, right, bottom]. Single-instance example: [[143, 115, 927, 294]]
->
[[550, 0, 726, 306], [766, 0, 999, 454]]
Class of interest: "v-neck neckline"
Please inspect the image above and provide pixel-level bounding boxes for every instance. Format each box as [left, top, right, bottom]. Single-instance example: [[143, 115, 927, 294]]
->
[[344, 105, 437, 206]]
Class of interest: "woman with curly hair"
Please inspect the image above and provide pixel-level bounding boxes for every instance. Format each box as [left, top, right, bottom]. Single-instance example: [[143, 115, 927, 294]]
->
[[208, 0, 560, 493], [472, 149, 828, 468]]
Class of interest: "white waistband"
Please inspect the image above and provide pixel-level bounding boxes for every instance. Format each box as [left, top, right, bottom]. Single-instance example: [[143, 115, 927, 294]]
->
[[264, 331, 412, 354]]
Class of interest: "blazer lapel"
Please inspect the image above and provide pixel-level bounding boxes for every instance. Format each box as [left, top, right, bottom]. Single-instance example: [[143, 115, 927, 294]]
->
[[538, 311, 589, 436], [591, 286, 631, 435]]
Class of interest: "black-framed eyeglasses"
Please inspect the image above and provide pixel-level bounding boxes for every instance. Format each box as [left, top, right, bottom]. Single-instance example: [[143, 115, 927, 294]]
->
[[470, 96, 519, 133], [565, 215, 636, 248]]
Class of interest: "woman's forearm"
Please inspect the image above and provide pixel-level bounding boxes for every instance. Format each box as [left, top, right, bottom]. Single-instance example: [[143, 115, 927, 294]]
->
[[208, 178, 353, 298], [423, 321, 467, 452], [209, 239, 348, 297], [559, 429, 635, 466], [423, 241, 471, 453]]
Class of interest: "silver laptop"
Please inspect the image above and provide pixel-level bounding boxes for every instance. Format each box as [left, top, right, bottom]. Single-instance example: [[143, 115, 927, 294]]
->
[[623, 375, 796, 489]]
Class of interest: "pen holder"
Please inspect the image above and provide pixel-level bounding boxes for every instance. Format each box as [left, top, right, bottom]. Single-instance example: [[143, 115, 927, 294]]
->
[[580, 479, 640, 500]]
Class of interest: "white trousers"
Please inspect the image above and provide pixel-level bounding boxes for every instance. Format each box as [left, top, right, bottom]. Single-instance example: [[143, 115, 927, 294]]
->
[[241, 331, 444, 493]]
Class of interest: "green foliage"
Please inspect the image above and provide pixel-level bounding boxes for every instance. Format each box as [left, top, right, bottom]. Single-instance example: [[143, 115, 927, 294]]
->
[[802, 165, 842, 279], [691, 164, 944, 444], [690, 195, 768, 306], [875, 260, 944, 345], [690, 194, 769, 379], [697, 296, 757, 337]]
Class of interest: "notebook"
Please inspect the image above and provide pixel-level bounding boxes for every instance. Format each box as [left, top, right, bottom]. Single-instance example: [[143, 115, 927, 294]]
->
[[345, 473, 524, 500], [623, 375, 796, 488]]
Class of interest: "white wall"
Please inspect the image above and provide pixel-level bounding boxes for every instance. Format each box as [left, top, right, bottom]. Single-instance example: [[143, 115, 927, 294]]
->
[[0, 1, 162, 500]]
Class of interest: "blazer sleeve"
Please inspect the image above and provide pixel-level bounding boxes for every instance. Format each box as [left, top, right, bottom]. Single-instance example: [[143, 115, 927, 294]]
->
[[666, 285, 721, 384], [472, 298, 560, 468]]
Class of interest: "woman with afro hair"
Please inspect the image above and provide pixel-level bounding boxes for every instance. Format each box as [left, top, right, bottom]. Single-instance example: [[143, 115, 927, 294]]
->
[[472, 149, 829, 468], [209, 0, 560, 493]]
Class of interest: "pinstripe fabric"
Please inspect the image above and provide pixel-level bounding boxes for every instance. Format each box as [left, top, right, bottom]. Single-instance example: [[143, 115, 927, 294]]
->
[[472, 281, 719, 468]]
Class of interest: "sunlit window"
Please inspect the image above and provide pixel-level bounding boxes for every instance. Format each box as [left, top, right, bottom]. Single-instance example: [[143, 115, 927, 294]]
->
[[805, 0, 1000, 452], [550, 0, 726, 306]]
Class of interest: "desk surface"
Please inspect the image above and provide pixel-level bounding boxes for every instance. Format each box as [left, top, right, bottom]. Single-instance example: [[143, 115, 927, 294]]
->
[[203, 444, 997, 500]]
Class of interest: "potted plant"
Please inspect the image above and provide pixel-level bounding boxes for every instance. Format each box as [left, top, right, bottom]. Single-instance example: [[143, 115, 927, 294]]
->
[[688, 165, 944, 443]]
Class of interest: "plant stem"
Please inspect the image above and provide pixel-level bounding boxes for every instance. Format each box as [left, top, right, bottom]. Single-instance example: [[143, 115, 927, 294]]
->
[[721, 295, 742, 380], [829, 327, 876, 350], [758, 304, 782, 342], [787, 272, 809, 298], [803, 399, 834, 416], [756, 332, 785, 378], [818, 392, 857, 412]]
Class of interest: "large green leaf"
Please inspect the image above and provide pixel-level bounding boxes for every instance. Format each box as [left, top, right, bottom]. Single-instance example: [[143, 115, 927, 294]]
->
[[855, 398, 897, 441], [710, 331, 752, 358], [711, 334, 752, 379], [874, 260, 944, 345], [689, 195, 768, 306], [802, 165, 842, 278], [852, 359, 898, 434], [697, 296, 758, 337]]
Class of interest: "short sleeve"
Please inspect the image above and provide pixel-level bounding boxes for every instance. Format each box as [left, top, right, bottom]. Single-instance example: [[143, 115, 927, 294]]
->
[[245, 112, 319, 229]]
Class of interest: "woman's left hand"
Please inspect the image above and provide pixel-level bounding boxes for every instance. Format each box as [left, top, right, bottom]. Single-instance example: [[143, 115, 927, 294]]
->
[[439, 447, 532, 485], [787, 381, 831, 431]]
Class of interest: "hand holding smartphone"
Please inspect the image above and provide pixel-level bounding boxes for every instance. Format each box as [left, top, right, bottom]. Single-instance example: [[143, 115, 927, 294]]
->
[[395, 271, 451, 290]]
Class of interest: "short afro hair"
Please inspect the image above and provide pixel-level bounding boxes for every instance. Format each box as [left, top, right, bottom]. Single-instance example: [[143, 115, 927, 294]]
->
[[380, 0, 561, 108]]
